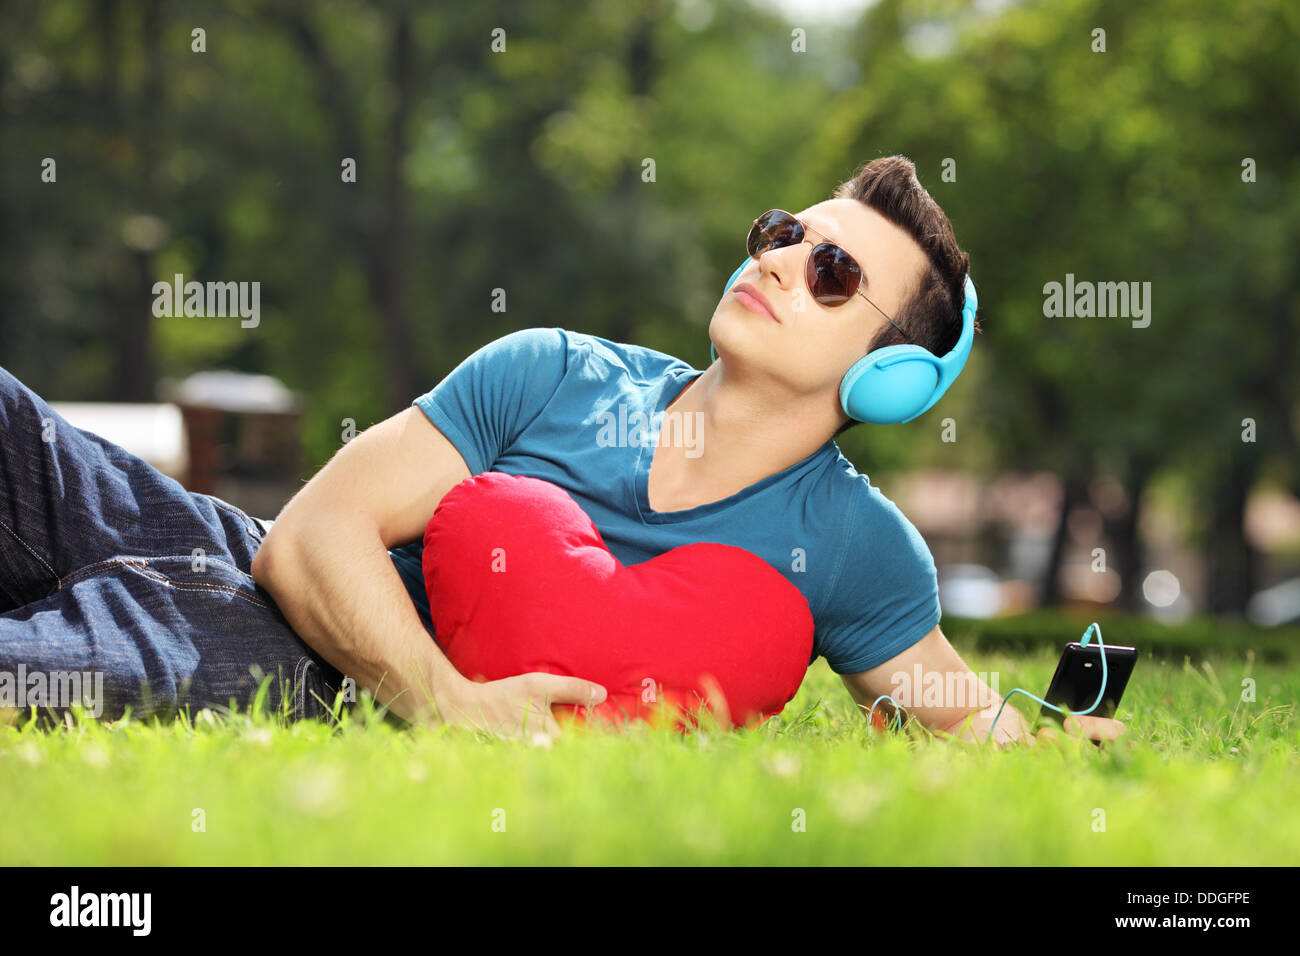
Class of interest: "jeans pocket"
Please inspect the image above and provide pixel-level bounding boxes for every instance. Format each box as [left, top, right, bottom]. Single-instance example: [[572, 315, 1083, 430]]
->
[[292, 654, 340, 721], [119, 556, 329, 720]]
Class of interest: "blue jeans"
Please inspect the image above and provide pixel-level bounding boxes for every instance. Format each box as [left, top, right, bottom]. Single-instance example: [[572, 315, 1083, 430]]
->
[[0, 365, 343, 722]]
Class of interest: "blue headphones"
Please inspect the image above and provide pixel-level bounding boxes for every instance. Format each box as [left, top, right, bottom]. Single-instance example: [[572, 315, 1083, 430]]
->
[[711, 260, 978, 425]]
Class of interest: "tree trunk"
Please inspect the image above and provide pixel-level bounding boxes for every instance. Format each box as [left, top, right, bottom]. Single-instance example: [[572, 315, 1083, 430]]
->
[[1113, 458, 1152, 612], [366, 11, 419, 411], [1205, 452, 1260, 615], [276, 7, 419, 411], [100, 0, 162, 401], [607, 13, 657, 346], [1040, 471, 1087, 607]]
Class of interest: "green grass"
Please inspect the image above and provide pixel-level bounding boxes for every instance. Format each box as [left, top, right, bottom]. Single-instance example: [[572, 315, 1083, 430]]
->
[[2, 639, 1297, 865]]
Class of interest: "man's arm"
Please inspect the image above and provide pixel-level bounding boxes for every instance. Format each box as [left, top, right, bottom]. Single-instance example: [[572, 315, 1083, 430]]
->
[[251, 406, 606, 736], [838, 624, 1125, 746]]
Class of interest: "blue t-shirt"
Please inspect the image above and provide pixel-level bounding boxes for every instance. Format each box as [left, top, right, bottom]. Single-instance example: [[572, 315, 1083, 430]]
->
[[388, 327, 941, 675]]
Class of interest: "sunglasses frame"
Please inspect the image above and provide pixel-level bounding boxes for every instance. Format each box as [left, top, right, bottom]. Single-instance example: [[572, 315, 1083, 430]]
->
[[748, 209, 912, 343]]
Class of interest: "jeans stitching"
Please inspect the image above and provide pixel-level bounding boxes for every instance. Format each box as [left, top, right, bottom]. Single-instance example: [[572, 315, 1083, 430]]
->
[[57, 556, 270, 609], [210, 498, 260, 537], [122, 562, 271, 609], [132, 553, 250, 578], [57, 558, 132, 590], [0, 516, 58, 580], [294, 656, 309, 717], [57, 554, 251, 586]]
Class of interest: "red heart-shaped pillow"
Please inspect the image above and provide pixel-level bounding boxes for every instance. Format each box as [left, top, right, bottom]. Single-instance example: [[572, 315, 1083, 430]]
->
[[422, 472, 813, 731]]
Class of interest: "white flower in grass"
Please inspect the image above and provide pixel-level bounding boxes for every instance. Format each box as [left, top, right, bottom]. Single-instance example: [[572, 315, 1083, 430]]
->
[[289, 766, 345, 816], [828, 782, 885, 824], [762, 751, 801, 778], [81, 742, 110, 769]]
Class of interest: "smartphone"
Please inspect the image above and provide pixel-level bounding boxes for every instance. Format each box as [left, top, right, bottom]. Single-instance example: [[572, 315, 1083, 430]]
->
[[1039, 641, 1138, 730]]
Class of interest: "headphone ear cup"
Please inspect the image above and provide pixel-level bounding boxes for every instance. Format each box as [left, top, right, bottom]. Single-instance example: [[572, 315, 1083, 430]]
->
[[840, 346, 941, 424]]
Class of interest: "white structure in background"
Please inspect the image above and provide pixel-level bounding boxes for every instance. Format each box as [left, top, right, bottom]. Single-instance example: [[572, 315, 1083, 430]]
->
[[46, 370, 303, 518], [938, 563, 1005, 618], [46, 402, 188, 480], [1247, 578, 1300, 627], [158, 370, 299, 415]]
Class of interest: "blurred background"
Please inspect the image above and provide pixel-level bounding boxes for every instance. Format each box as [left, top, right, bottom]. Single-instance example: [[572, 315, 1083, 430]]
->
[[2, 0, 1298, 652]]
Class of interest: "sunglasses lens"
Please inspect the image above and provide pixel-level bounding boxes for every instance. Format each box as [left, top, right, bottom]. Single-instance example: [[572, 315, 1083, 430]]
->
[[808, 243, 861, 306], [747, 210, 801, 259]]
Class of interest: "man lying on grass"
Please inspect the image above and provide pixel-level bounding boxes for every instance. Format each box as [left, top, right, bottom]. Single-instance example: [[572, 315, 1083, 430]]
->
[[0, 155, 1123, 748], [258, 155, 1122, 747]]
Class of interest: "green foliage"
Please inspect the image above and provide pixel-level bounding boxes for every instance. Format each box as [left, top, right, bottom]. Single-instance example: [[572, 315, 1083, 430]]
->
[[1, 0, 1296, 581], [945, 610, 1300, 661]]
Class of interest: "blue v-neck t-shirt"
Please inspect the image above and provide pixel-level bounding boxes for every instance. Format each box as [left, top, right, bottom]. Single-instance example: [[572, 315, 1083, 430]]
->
[[388, 327, 941, 675]]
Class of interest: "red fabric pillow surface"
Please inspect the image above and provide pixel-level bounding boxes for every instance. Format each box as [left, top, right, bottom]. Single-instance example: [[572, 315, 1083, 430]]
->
[[421, 472, 813, 731]]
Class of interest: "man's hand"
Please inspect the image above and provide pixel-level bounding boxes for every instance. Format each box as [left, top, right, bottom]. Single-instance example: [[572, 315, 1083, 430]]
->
[[436, 673, 607, 741], [840, 626, 1131, 748], [1027, 713, 1128, 749], [930, 704, 1128, 749]]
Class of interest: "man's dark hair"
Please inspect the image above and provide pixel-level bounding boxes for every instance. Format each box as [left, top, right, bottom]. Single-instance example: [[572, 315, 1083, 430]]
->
[[830, 155, 975, 436]]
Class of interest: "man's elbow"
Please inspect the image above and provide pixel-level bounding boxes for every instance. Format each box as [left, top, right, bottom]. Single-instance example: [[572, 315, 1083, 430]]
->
[[251, 521, 294, 592], [251, 504, 376, 594]]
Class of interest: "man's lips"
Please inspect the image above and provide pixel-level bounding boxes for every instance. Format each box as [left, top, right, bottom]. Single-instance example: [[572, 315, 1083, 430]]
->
[[733, 282, 779, 322]]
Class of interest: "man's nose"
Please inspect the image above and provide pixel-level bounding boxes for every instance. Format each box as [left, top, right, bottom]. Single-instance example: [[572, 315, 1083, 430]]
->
[[758, 240, 810, 288]]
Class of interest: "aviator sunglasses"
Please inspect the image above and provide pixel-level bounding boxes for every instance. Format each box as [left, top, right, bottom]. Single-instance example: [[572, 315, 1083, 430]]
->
[[745, 208, 911, 342]]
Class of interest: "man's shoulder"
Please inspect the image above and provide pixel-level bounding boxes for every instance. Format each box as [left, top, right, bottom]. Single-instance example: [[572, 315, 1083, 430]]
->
[[820, 451, 931, 557], [456, 327, 691, 389], [819, 445, 886, 509], [558, 328, 696, 384]]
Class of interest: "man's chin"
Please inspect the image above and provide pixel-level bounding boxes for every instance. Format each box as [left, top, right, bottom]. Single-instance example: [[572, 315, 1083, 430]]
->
[[709, 323, 779, 366]]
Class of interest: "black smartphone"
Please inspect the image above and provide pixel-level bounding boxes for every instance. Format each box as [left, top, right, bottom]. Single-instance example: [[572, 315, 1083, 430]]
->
[[1039, 641, 1138, 731]]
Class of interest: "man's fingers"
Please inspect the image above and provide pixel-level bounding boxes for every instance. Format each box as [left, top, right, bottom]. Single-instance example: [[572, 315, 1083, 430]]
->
[[519, 698, 566, 739], [1032, 716, 1127, 752], [442, 685, 538, 740], [526, 673, 608, 707], [435, 674, 606, 741], [1064, 715, 1127, 741]]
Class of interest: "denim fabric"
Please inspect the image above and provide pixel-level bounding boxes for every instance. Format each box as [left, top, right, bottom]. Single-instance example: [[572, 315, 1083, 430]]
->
[[0, 365, 342, 723]]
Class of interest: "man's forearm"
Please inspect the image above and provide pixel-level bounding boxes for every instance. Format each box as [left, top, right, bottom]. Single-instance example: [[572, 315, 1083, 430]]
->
[[253, 510, 463, 725]]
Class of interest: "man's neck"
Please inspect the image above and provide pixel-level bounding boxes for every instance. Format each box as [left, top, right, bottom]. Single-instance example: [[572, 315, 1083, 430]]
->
[[651, 363, 841, 507]]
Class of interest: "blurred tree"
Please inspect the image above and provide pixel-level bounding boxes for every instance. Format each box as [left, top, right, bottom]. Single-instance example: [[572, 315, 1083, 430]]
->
[[2, 0, 1296, 615], [825, 0, 1299, 611]]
